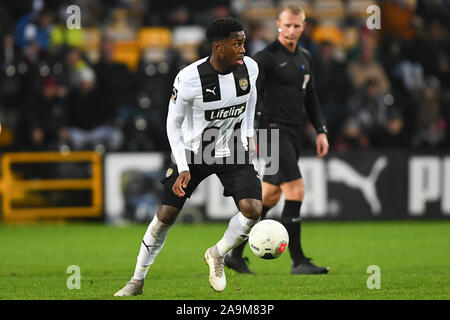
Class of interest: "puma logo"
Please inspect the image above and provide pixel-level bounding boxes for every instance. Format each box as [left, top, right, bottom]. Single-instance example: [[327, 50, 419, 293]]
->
[[328, 157, 388, 214], [142, 240, 152, 252], [206, 87, 217, 95]]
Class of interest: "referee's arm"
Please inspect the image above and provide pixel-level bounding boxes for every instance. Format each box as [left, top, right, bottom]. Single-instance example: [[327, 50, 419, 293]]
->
[[253, 51, 271, 122], [304, 58, 329, 157], [304, 74, 327, 134]]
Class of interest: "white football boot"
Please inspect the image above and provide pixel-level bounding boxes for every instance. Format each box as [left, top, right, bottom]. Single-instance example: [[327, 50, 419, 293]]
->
[[114, 279, 144, 296], [204, 246, 226, 292]]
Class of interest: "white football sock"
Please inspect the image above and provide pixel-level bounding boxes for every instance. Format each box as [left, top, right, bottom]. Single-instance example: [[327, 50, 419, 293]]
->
[[216, 212, 258, 257], [132, 214, 171, 280]]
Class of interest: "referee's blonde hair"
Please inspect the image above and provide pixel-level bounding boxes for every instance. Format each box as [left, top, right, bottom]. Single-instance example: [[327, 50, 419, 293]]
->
[[278, 4, 306, 20]]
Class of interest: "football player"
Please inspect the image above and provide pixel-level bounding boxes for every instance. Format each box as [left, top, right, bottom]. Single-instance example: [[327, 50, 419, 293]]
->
[[115, 17, 262, 296]]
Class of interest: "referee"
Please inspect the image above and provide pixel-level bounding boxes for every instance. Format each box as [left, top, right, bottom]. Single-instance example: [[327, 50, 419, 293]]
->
[[225, 5, 330, 274]]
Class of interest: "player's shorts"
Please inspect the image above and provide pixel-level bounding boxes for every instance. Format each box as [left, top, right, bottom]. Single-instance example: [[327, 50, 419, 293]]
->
[[260, 121, 302, 186], [160, 151, 262, 209]]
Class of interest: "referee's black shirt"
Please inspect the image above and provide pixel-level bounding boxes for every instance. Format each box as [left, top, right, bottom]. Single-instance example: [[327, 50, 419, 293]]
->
[[254, 39, 327, 134]]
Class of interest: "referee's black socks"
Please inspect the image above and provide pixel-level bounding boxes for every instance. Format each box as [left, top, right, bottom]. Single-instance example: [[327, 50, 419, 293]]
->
[[281, 200, 307, 266]]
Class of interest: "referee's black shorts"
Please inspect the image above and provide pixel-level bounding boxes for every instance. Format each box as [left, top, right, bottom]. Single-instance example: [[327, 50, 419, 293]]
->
[[160, 151, 262, 210], [260, 121, 303, 186]]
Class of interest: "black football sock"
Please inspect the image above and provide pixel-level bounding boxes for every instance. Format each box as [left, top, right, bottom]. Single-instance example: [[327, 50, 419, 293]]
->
[[261, 205, 271, 219], [281, 200, 307, 266], [230, 205, 271, 258]]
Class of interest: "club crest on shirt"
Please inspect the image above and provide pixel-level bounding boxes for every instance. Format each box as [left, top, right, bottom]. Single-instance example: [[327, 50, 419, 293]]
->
[[239, 78, 248, 91], [171, 87, 178, 103]]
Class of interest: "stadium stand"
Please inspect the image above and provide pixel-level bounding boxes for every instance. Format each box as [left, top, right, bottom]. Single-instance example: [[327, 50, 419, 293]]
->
[[0, 0, 448, 153], [0, 1, 449, 221]]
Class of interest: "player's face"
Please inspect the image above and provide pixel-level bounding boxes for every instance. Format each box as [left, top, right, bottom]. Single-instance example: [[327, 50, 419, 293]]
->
[[277, 10, 306, 48], [220, 31, 246, 70]]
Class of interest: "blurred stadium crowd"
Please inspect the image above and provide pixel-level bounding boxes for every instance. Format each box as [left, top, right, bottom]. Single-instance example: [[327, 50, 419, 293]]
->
[[0, 0, 449, 154]]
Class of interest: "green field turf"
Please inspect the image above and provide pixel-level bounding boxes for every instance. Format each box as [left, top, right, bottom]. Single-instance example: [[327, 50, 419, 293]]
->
[[0, 220, 449, 300]]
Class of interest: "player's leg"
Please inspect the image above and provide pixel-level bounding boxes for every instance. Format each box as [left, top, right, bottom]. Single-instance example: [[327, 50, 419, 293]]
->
[[115, 161, 207, 296], [218, 164, 263, 256], [262, 181, 283, 210], [215, 197, 262, 257], [205, 198, 262, 291], [225, 181, 282, 273], [280, 178, 329, 274], [205, 164, 262, 291], [224, 124, 286, 274], [131, 205, 180, 281], [114, 204, 180, 296]]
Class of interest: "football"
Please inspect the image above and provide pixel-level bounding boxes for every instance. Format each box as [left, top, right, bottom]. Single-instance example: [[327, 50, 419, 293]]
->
[[248, 219, 289, 259]]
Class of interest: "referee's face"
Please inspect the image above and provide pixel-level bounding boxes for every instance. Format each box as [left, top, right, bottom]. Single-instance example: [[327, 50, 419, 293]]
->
[[220, 31, 246, 70], [277, 10, 306, 50]]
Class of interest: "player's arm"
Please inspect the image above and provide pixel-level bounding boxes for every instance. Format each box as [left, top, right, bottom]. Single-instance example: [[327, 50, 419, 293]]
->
[[166, 77, 191, 197], [303, 52, 329, 158]]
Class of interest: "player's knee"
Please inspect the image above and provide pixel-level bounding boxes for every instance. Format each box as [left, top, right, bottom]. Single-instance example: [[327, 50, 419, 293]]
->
[[239, 199, 262, 220], [150, 216, 171, 237], [156, 205, 180, 225], [292, 187, 305, 201], [284, 181, 305, 201]]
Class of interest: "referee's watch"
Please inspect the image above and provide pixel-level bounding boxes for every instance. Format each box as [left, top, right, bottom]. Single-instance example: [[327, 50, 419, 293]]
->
[[316, 125, 328, 135]]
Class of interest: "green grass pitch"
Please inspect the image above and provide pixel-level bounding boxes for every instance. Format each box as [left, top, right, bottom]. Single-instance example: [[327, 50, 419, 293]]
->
[[0, 220, 449, 300]]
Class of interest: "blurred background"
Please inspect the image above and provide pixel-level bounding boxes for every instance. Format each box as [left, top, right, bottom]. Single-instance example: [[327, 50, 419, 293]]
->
[[0, 0, 449, 224]]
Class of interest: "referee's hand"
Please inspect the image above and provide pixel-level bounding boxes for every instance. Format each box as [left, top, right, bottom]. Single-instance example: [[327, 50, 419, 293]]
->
[[172, 171, 191, 197], [316, 133, 329, 158]]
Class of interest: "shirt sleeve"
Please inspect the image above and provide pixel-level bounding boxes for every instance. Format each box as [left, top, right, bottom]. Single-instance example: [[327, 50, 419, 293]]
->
[[253, 50, 271, 121], [304, 52, 328, 134], [166, 73, 191, 173]]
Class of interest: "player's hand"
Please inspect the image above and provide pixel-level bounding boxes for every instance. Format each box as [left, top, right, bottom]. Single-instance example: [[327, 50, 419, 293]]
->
[[316, 133, 329, 158], [172, 170, 191, 198]]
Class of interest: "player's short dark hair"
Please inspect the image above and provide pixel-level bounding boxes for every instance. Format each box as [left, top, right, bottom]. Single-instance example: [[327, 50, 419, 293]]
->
[[206, 17, 244, 44]]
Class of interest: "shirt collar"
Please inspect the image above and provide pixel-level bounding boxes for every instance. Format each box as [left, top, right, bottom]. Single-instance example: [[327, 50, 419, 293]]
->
[[206, 56, 235, 75]]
